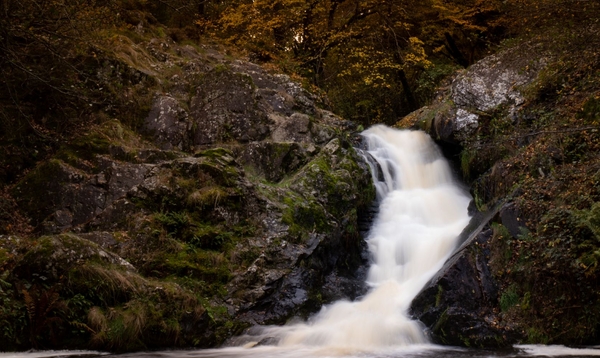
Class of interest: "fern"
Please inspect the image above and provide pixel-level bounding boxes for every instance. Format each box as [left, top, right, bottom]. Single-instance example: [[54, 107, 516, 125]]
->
[[22, 286, 67, 347]]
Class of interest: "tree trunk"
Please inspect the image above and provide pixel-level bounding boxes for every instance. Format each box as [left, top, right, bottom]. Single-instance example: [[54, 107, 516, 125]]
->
[[197, 0, 205, 17], [444, 32, 469, 68], [397, 68, 418, 112]]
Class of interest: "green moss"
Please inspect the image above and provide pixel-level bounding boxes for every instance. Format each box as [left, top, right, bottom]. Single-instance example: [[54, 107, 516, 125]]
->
[[65, 131, 111, 159], [136, 215, 239, 295], [154, 211, 191, 237], [521, 291, 531, 310], [578, 97, 600, 125], [433, 308, 450, 344], [0, 247, 8, 267], [238, 72, 256, 89], [459, 334, 472, 347], [281, 194, 329, 240], [207, 163, 242, 185], [526, 327, 550, 344], [187, 152, 241, 187], [161, 250, 230, 290], [55, 120, 145, 169], [194, 147, 233, 164], [186, 186, 227, 209], [189, 226, 234, 251], [575, 202, 600, 240], [460, 148, 476, 180], [12, 159, 65, 209], [435, 285, 444, 307], [499, 285, 519, 312], [213, 63, 229, 74]]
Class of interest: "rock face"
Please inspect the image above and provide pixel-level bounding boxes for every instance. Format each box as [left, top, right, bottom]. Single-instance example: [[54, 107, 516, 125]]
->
[[0, 42, 374, 351], [402, 46, 544, 145], [406, 46, 549, 347], [407, 33, 600, 347], [412, 229, 500, 347], [411, 205, 522, 347]]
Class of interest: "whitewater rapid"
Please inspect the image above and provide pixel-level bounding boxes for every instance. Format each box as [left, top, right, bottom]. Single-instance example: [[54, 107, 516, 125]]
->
[[10, 127, 600, 358], [230, 125, 472, 353]]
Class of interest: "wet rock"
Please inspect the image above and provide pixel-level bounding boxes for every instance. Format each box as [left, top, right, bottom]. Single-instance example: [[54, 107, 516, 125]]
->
[[411, 229, 508, 347], [138, 57, 339, 152], [78, 231, 120, 250], [451, 51, 537, 112], [499, 202, 528, 239], [238, 142, 308, 182], [14, 158, 151, 233], [107, 162, 150, 202], [3, 42, 377, 351], [227, 138, 374, 325], [411, 205, 523, 347], [143, 95, 191, 150], [271, 112, 312, 143], [85, 198, 140, 231], [191, 68, 271, 145]]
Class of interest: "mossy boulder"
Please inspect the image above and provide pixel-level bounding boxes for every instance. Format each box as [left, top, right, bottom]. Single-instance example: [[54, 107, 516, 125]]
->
[[400, 46, 545, 147]]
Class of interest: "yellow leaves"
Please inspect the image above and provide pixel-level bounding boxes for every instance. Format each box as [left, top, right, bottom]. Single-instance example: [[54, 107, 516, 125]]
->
[[408, 37, 424, 46], [405, 37, 431, 68], [433, 45, 445, 53]]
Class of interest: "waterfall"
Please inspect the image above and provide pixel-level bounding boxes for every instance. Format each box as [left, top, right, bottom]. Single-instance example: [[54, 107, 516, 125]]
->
[[237, 125, 472, 353]]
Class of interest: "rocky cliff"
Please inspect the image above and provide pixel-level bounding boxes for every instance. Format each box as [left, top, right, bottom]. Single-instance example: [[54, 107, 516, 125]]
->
[[0, 39, 374, 351], [408, 40, 600, 347], [1, 12, 598, 352]]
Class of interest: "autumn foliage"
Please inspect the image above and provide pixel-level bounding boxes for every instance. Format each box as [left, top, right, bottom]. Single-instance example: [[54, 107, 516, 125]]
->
[[0, 0, 597, 184], [212, 0, 504, 123]]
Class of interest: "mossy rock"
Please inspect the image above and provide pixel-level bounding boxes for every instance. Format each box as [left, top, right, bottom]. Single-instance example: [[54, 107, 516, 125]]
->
[[11, 160, 83, 225], [13, 234, 133, 282]]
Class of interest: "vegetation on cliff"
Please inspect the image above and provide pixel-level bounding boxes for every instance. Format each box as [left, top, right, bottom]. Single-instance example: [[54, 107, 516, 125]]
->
[[462, 2, 599, 344], [405, 0, 600, 346], [1, 0, 599, 351], [0, 5, 376, 349]]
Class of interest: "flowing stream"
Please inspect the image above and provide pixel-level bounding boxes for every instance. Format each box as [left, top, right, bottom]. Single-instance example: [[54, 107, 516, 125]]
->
[[8, 126, 600, 358], [244, 125, 473, 352], [207, 125, 473, 356]]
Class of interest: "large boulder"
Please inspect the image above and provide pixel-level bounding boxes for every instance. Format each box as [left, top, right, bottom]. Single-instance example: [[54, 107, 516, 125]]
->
[[410, 204, 523, 347], [402, 46, 545, 145]]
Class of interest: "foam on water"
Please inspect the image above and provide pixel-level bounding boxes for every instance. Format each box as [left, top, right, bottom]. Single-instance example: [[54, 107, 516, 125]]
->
[[234, 125, 472, 353], [10, 126, 598, 358], [515, 345, 600, 356]]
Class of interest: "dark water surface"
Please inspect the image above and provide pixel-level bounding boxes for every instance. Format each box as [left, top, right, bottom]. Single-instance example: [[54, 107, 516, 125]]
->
[[3, 345, 600, 358]]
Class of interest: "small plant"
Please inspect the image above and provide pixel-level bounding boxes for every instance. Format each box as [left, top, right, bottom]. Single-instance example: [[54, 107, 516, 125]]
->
[[526, 327, 550, 344], [154, 212, 190, 237], [460, 148, 476, 180], [22, 286, 67, 348], [499, 285, 519, 312]]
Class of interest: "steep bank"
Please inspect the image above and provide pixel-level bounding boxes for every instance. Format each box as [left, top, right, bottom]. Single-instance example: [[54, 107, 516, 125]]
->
[[408, 27, 600, 346], [0, 38, 375, 351], [1, 0, 599, 351]]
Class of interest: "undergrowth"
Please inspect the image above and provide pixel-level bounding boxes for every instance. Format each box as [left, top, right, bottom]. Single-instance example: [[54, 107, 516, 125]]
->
[[461, 3, 600, 343]]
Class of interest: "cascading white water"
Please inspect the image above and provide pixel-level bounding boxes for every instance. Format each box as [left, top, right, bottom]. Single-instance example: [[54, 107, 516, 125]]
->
[[245, 125, 473, 353], [15, 127, 473, 358], [16, 127, 600, 358]]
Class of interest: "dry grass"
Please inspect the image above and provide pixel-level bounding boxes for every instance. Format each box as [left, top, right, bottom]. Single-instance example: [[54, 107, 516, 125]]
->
[[186, 187, 225, 208]]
